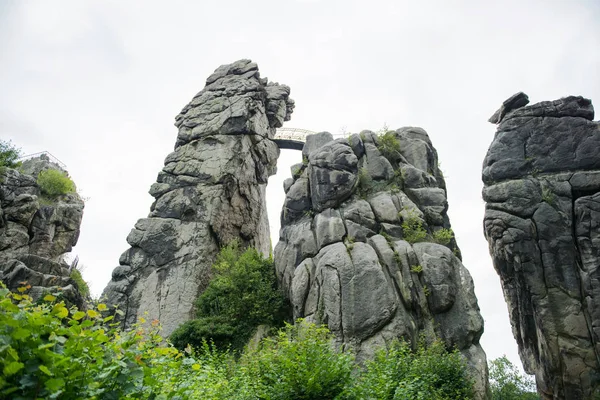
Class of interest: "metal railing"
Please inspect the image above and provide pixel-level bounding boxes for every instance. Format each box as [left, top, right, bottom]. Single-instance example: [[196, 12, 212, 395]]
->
[[274, 127, 317, 142], [18, 151, 68, 170]]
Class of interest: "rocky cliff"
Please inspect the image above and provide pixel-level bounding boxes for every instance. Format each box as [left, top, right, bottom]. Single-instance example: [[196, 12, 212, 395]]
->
[[483, 93, 600, 399], [102, 60, 294, 336], [274, 129, 489, 398], [0, 154, 85, 306]]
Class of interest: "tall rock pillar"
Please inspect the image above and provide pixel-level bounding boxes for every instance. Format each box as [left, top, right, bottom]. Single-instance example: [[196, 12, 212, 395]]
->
[[103, 60, 294, 335], [483, 93, 600, 399]]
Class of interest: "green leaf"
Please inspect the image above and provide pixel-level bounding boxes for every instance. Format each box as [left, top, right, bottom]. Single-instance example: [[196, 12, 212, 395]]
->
[[13, 328, 31, 340], [39, 365, 53, 376], [45, 377, 65, 392], [43, 294, 57, 302], [72, 311, 86, 321], [3, 361, 24, 376]]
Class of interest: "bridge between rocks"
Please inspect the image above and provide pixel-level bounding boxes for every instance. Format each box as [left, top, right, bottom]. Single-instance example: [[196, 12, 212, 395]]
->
[[274, 127, 316, 150]]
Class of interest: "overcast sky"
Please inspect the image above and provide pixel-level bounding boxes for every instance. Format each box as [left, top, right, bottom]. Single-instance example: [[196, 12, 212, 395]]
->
[[2, 0, 599, 371]]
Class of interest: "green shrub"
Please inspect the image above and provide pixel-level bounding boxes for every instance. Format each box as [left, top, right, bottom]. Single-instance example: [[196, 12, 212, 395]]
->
[[433, 228, 454, 246], [0, 140, 23, 169], [0, 284, 477, 400], [489, 356, 539, 399], [37, 169, 76, 197], [402, 214, 428, 244], [346, 340, 474, 400], [170, 241, 290, 352], [69, 268, 90, 297], [239, 321, 354, 399], [377, 131, 402, 161]]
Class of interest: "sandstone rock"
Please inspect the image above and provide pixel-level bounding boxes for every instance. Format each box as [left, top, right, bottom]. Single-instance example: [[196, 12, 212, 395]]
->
[[483, 93, 600, 399], [275, 126, 489, 398], [0, 156, 85, 307], [102, 60, 294, 336]]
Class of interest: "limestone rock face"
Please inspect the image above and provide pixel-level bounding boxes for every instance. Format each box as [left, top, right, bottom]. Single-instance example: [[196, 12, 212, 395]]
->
[[275, 130, 489, 399], [102, 60, 294, 336], [483, 93, 600, 399], [0, 155, 85, 306]]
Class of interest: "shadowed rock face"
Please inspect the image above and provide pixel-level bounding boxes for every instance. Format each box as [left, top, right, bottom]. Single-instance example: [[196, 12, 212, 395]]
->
[[275, 129, 490, 399], [483, 93, 600, 399], [102, 60, 294, 336], [0, 155, 85, 307]]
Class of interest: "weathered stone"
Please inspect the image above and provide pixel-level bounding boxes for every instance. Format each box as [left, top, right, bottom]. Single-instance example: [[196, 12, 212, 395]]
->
[[302, 132, 334, 158], [308, 141, 358, 212], [276, 126, 489, 398], [103, 60, 294, 335], [314, 208, 346, 248], [0, 156, 85, 307], [483, 93, 600, 399]]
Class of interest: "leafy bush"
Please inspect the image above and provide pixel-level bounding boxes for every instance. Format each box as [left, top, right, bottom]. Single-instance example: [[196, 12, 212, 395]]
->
[[69, 268, 90, 297], [377, 131, 402, 162], [239, 321, 354, 399], [1, 284, 475, 399], [345, 340, 473, 399], [170, 241, 290, 352], [37, 169, 76, 197], [489, 356, 539, 399], [433, 228, 454, 245], [0, 140, 23, 169], [402, 214, 428, 244]]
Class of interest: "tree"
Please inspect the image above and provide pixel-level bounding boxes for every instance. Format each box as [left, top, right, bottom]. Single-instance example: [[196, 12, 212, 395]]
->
[[0, 140, 23, 168], [489, 356, 539, 400], [170, 241, 290, 352]]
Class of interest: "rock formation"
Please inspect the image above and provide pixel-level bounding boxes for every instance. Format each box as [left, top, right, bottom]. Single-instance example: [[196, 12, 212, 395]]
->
[[274, 129, 490, 398], [483, 93, 600, 399], [102, 60, 294, 336], [0, 154, 85, 306]]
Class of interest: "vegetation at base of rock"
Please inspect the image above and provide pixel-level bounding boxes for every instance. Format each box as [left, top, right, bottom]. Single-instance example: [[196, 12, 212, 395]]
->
[[347, 340, 473, 400], [433, 228, 454, 245], [489, 356, 539, 399], [170, 241, 290, 352], [37, 169, 76, 198], [69, 268, 90, 298], [0, 140, 23, 169], [0, 285, 475, 399], [402, 214, 428, 243]]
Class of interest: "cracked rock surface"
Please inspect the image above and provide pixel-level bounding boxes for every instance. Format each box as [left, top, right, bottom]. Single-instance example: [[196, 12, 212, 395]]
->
[[275, 129, 489, 399], [102, 60, 294, 336], [0, 155, 85, 307], [483, 93, 600, 399]]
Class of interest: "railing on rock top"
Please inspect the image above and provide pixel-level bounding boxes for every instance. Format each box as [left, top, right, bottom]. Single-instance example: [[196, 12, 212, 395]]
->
[[18, 151, 68, 170]]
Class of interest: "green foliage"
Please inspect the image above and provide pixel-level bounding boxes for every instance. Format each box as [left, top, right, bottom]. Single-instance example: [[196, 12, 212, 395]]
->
[[541, 187, 555, 205], [489, 356, 539, 400], [377, 131, 402, 162], [433, 228, 454, 245], [69, 268, 90, 298], [402, 213, 428, 244], [37, 169, 76, 198], [410, 264, 423, 274], [170, 241, 290, 352], [345, 340, 474, 400], [238, 321, 354, 399], [0, 140, 23, 168], [1, 285, 475, 400]]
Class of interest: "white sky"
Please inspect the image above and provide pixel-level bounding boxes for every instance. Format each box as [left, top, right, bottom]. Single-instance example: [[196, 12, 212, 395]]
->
[[2, 0, 599, 372]]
